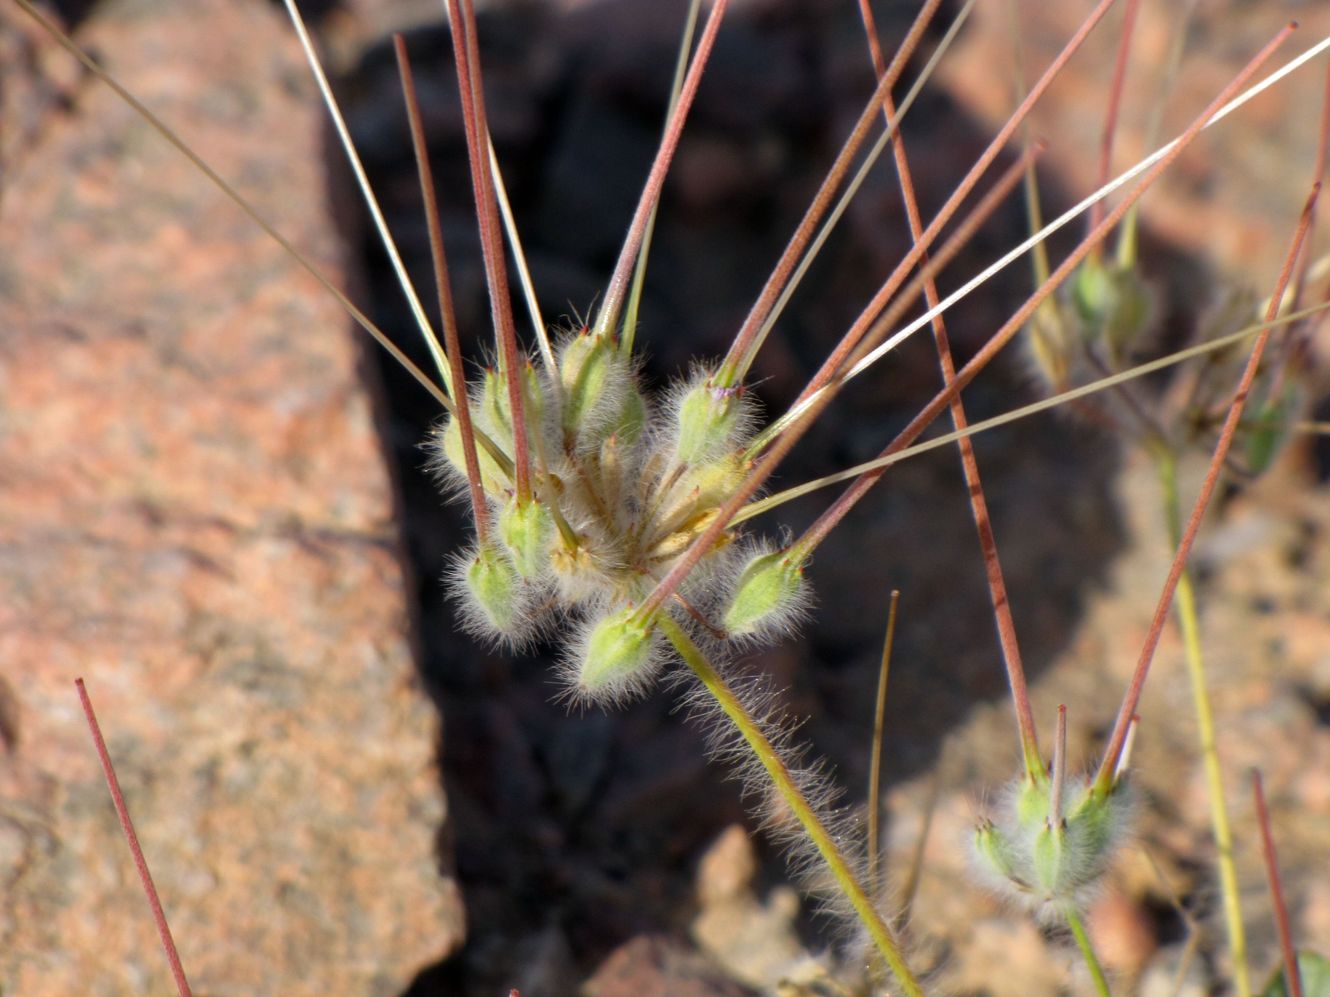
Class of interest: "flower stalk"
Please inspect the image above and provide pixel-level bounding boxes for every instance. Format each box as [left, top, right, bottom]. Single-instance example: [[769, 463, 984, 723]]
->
[[658, 615, 922, 995]]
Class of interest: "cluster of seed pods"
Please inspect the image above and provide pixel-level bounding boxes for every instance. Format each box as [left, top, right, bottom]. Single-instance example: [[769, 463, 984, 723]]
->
[[435, 328, 808, 705]]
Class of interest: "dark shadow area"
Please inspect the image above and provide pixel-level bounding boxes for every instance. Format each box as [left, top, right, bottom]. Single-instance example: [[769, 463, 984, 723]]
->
[[315, 0, 1196, 991]]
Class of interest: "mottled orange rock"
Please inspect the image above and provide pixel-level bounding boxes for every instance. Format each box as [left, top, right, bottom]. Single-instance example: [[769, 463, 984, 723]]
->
[[0, 0, 463, 992]]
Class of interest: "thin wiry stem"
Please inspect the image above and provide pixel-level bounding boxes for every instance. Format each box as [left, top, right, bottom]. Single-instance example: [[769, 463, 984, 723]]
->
[[447, 0, 532, 502], [1095, 171, 1318, 793], [1120, 0, 1200, 269], [281, 0, 451, 394], [1088, 0, 1143, 242], [640, 23, 1288, 624], [1065, 903, 1111, 997], [435, 0, 552, 374], [488, 142, 554, 374], [795, 0, 1121, 408], [621, 0, 703, 358], [866, 589, 900, 895], [1049, 705, 1067, 823], [76, 679, 192, 997], [746, 145, 1038, 457], [1279, 60, 1330, 381], [752, 142, 1039, 458], [839, 142, 1040, 379], [395, 36, 490, 539], [734, 302, 1330, 522], [1253, 770, 1304, 997], [745, 0, 978, 382], [865, 4, 1041, 769], [1004, 0, 1053, 291], [838, 28, 1330, 397], [659, 617, 922, 996], [718, 0, 948, 386], [591, 0, 730, 343], [796, 26, 1297, 564]]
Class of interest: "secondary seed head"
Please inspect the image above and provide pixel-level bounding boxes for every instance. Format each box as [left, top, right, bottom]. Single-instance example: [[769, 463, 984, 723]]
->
[[972, 768, 1134, 920]]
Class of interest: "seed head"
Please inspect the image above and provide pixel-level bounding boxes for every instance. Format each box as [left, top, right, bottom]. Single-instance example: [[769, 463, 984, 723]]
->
[[972, 769, 1134, 921], [432, 324, 813, 703]]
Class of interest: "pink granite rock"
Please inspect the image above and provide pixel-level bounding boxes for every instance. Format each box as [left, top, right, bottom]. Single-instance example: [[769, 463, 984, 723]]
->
[[0, 0, 464, 992]]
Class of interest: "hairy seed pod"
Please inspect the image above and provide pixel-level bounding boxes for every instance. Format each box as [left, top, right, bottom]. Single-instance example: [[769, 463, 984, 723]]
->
[[437, 413, 509, 496], [1023, 301, 1077, 394], [674, 377, 745, 465], [577, 606, 659, 700], [724, 548, 807, 639], [972, 772, 1134, 917], [1070, 257, 1154, 367], [498, 496, 554, 579], [558, 331, 630, 447], [463, 542, 524, 637]]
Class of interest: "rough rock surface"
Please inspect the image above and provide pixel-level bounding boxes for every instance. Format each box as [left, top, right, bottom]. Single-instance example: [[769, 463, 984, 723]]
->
[[0, 0, 463, 993]]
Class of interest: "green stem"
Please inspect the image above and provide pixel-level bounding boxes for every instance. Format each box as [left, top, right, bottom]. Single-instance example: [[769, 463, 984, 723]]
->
[[1157, 450, 1251, 996], [1064, 904, 1110, 996], [658, 616, 922, 995]]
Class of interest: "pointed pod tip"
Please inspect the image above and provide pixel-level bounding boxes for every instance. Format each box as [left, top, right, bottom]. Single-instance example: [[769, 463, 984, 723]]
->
[[575, 606, 661, 704]]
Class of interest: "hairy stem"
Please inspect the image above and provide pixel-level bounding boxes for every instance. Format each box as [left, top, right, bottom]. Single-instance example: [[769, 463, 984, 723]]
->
[[1064, 903, 1110, 996], [658, 616, 921, 995]]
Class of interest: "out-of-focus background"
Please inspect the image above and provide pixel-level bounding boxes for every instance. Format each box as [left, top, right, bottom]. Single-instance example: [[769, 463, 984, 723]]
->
[[4, 0, 1330, 993]]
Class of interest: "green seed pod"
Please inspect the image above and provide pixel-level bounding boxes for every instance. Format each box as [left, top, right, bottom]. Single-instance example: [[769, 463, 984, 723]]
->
[[674, 377, 746, 465], [478, 367, 513, 439], [499, 496, 554, 579], [436, 411, 509, 496], [609, 382, 648, 445], [1031, 820, 1068, 897], [1242, 385, 1298, 478], [463, 542, 524, 638], [724, 548, 808, 640], [559, 331, 626, 443], [974, 818, 1022, 887], [1071, 257, 1154, 367], [577, 605, 659, 702], [1013, 773, 1050, 826], [1063, 782, 1121, 872], [654, 452, 747, 541], [478, 364, 548, 451], [437, 363, 552, 500]]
